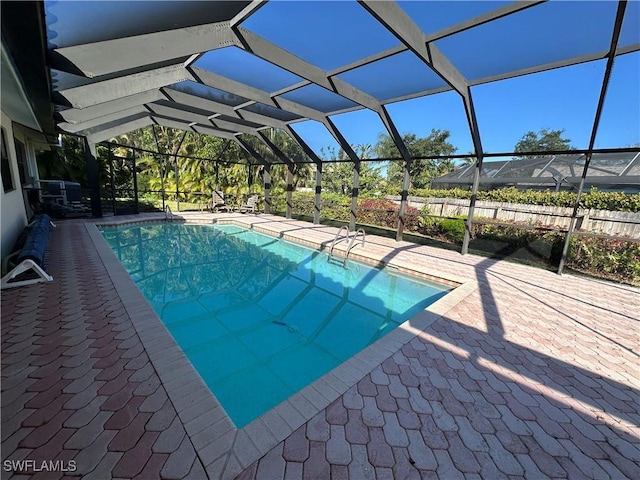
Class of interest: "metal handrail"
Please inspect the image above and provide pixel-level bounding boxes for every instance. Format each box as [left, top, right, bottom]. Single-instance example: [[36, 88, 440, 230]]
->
[[329, 225, 350, 258], [344, 228, 365, 267], [165, 205, 174, 222]]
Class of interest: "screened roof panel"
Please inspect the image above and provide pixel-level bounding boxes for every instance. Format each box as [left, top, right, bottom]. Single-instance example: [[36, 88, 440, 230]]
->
[[241, 103, 302, 123], [167, 81, 249, 107], [193, 48, 303, 93], [272, 129, 313, 163], [619, 0, 640, 48], [237, 133, 277, 163], [290, 120, 341, 160], [81, 112, 150, 136], [152, 100, 214, 119], [45, 1, 250, 49], [336, 51, 447, 102], [215, 115, 263, 130], [280, 85, 358, 114], [472, 60, 606, 153], [384, 90, 473, 156], [398, 1, 514, 36], [330, 109, 398, 159], [435, 1, 617, 81], [595, 52, 640, 149], [241, 0, 401, 71]]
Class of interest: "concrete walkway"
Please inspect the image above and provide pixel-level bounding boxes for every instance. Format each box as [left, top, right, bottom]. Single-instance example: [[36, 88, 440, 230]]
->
[[1, 213, 638, 479]]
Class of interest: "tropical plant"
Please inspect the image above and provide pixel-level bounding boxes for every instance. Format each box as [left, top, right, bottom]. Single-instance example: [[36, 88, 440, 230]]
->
[[376, 129, 458, 189], [514, 128, 575, 157]]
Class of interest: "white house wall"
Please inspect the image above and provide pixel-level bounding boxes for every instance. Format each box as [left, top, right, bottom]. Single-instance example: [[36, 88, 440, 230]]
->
[[1, 110, 28, 256]]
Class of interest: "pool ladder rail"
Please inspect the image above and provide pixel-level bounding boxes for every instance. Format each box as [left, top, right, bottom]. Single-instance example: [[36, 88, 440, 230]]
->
[[165, 205, 174, 222], [329, 226, 365, 268]]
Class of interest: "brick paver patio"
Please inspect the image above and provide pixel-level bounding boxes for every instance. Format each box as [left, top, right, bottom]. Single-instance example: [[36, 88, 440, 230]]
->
[[2, 213, 639, 479]]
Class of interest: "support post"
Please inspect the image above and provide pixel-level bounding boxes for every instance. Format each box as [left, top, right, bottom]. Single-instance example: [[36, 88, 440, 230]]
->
[[159, 154, 166, 212], [461, 154, 482, 254], [461, 89, 484, 255], [558, 1, 626, 275], [314, 162, 322, 225], [379, 106, 412, 242], [324, 117, 361, 231], [234, 137, 271, 213], [397, 159, 412, 241], [351, 161, 360, 232], [286, 164, 294, 219], [283, 126, 324, 224], [108, 144, 117, 215], [175, 158, 179, 212], [84, 137, 102, 218], [263, 163, 271, 214], [174, 131, 187, 213], [132, 150, 139, 214]]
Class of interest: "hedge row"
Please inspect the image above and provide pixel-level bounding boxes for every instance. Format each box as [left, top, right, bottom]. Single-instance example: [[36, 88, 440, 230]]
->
[[410, 187, 640, 212], [270, 192, 639, 285]]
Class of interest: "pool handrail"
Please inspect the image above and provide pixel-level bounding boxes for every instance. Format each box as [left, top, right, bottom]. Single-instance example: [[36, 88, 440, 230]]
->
[[165, 205, 174, 222], [344, 228, 366, 268], [329, 225, 350, 259]]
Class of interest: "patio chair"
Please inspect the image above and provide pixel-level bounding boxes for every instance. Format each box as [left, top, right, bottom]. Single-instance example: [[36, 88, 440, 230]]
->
[[210, 190, 230, 212], [238, 194, 259, 214]]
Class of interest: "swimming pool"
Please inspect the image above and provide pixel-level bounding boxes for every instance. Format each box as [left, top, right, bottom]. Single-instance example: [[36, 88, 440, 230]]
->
[[101, 222, 452, 427]]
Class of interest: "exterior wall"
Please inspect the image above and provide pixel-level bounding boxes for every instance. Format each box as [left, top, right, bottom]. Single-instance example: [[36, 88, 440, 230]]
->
[[1, 110, 28, 256]]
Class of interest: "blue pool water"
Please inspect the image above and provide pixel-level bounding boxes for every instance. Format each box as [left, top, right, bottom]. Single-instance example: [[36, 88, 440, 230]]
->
[[101, 223, 451, 427]]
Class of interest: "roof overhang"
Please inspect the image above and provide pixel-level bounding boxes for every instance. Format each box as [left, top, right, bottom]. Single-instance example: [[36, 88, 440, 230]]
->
[[1, 1, 56, 143]]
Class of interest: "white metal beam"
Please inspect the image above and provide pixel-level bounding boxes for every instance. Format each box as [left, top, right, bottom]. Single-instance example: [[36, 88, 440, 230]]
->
[[191, 124, 237, 140], [162, 88, 289, 129], [57, 89, 165, 123], [152, 115, 196, 133], [424, 1, 547, 43], [58, 65, 193, 108], [211, 117, 262, 136], [146, 102, 212, 125], [87, 116, 153, 144], [58, 105, 149, 133], [192, 66, 329, 122], [52, 22, 239, 78], [230, 0, 267, 28]]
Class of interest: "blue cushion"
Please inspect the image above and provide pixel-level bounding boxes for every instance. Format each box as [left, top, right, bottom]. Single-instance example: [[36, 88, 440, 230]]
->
[[17, 215, 51, 266]]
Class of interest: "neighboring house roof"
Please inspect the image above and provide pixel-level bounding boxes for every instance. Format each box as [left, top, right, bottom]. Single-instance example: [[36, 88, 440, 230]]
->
[[432, 152, 640, 190]]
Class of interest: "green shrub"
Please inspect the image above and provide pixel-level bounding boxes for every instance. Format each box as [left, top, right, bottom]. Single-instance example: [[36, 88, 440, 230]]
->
[[410, 186, 640, 212], [568, 236, 640, 285], [417, 209, 467, 245], [282, 191, 638, 285], [357, 198, 420, 231], [469, 219, 639, 285]]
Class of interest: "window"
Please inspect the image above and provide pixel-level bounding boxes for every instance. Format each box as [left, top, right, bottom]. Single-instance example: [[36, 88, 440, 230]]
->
[[14, 138, 27, 185], [1, 128, 15, 193]]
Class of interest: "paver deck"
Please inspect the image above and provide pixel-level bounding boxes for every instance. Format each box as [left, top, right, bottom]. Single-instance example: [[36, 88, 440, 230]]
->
[[1, 212, 639, 479]]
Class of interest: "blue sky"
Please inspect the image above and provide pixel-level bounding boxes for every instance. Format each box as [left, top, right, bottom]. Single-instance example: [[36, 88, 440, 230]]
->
[[293, 52, 640, 159], [243, 0, 640, 161]]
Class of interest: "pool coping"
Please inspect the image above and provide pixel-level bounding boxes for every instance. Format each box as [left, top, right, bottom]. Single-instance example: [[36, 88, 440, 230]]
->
[[88, 214, 478, 479]]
